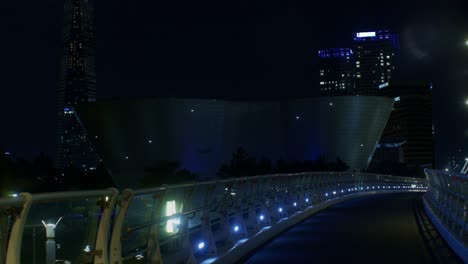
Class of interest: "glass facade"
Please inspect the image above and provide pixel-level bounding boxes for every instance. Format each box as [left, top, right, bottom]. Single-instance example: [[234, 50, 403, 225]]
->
[[353, 30, 399, 95], [318, 48, 355, 96]]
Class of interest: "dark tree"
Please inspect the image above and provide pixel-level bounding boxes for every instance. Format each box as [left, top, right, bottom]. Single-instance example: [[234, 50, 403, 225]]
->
[[141, 160, 197, 187]]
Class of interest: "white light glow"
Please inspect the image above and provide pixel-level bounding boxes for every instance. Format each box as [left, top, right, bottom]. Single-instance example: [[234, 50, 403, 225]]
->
[[356, 32, 376, 38], [293, 202, 297, 207], [198, 242, 205, 250], [233, 225, 239, 232], [83, 245, 91, 253], [165, 201, 180, 233], [305, 198, 309, 203], [259, 214, 265, 221], [278, 207, 283, 213]]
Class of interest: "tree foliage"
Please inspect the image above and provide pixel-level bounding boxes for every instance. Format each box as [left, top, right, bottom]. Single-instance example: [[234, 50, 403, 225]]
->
[[217, 147, 350, 178]]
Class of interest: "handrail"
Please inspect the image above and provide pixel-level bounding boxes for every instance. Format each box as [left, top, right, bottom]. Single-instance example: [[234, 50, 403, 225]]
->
[[0, 172, 426, 264], [423, 169, 468, 262]]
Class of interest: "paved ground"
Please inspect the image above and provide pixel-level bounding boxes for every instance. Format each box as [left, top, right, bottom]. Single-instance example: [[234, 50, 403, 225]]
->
[[243, 193, 461, 264]]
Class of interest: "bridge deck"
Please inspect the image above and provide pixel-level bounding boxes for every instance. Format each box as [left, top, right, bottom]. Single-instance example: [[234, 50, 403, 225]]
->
[[244, 193, 461, 263]]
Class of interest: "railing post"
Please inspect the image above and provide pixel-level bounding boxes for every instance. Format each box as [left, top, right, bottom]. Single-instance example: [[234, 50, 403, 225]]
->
[[110, 189, 133, 264], [146, 190, 166, 264], [94, 188, 119, 264], [179, 185, 196, 264], [5, 193, 32, 264]]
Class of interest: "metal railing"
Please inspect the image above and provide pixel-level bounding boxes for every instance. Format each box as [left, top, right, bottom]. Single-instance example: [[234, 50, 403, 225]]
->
[[0, 172, 426, 264], [424, 169, 467, 247]]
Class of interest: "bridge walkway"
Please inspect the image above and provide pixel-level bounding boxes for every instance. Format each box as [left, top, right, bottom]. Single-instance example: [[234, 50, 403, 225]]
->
[[244, 193, 461, 264]]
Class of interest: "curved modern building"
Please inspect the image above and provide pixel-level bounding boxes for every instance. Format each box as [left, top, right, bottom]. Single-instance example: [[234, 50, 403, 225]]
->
[[76, 96, 393, 188]]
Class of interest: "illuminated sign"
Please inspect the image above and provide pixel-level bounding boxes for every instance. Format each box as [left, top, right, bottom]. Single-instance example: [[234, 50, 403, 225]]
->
[[356, 32, 376, 38]]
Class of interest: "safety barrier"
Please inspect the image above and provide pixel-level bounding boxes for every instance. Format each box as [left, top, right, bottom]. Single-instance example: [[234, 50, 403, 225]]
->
[[0, 172, 426, 264], [423, 169, 468, 262]]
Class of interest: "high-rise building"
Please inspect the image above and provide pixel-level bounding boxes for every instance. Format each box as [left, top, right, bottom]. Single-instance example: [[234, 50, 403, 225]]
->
[[56, 0, 98, 170], [318, 48, 355, 96], [353, 30, 399, 95], [379, 81, 434, 169]]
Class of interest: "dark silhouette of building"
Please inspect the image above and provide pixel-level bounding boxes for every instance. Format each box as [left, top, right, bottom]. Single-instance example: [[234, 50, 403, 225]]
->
[[75, 96, 394, 188], [379, 81, 434, 169], [56, 0, 98, 170], [318, 48, 355, 96], [353, 30, 399, 95]]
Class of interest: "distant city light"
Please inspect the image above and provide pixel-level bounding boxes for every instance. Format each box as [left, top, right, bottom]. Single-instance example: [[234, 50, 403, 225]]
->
[[278, 207, 283, 213], [148, 139, 152, 143], [233, 225, 240, 232], [296, 116, 301, 120], [356, 32, 376, 38], [465, 99, 468, 105], [9, 193, 18, 198], [259, 214, 265, 221]]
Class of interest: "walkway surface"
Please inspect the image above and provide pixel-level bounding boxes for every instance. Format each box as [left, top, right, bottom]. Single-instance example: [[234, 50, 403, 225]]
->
[[244, 193, 461, 264]]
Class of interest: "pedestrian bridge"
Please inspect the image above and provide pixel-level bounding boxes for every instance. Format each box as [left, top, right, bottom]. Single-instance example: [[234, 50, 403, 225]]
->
[[0, 170, 466, 263]]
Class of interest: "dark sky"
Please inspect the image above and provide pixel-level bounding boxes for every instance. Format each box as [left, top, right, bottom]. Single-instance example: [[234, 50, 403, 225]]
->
[[1, 0, 467, 167]]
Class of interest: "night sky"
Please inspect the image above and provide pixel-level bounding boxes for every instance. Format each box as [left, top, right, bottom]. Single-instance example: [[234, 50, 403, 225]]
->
[[1, 0, 467, 167]]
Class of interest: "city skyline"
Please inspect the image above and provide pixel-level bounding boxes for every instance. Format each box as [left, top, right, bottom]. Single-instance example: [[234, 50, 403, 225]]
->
[[1, 0, 468, 168]]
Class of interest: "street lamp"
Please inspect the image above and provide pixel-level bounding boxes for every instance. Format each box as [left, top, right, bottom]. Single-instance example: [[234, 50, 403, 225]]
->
[[41, 217, 63, 264]]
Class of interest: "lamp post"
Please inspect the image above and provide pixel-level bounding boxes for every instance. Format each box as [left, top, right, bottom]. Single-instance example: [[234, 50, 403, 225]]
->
[[41, 217, 63, 264]]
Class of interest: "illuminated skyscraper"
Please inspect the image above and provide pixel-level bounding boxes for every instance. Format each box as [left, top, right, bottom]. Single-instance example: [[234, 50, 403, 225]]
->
[[56, 0, 98, 170], [353, 30, 399, 95], [318, 48, 355, 96]]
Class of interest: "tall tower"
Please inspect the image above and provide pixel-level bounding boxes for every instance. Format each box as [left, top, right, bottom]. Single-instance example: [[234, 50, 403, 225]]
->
[[318, 48, 355, 96], [353, 30, 399, 95], [57, 0, 98, 170]]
